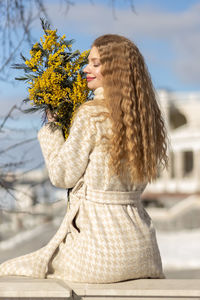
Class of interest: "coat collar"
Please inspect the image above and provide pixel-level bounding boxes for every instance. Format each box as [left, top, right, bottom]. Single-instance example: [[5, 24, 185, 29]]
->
[[93, 87, 104, 100]]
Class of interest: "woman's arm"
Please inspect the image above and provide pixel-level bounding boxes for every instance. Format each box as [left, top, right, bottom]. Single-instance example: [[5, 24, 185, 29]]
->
[[38, 106, 95, 189]]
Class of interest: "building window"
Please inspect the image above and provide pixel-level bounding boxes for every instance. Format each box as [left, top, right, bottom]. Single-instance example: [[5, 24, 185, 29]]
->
[[183, 151, 193, 176], [170, 151, 175, 178]]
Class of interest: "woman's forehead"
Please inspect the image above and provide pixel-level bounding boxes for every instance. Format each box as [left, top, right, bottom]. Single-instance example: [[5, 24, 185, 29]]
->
[[89, 46, 100, 59]]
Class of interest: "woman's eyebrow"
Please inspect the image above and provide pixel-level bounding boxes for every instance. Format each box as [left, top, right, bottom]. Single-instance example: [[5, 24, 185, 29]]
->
[[88, 57, 100, 61]]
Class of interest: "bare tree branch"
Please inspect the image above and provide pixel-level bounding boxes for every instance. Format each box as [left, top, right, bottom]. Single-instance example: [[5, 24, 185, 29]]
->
[[0, 138, 36, 155], [0, 105, 24, 131], [0, 34, 25, 74], [0, 0, 49, 81], [110, 0, 135, 20], [0, 104, 40, 201]]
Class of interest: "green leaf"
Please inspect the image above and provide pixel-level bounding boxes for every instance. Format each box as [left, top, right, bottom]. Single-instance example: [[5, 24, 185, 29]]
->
[[22, 103, 48, 114], [15, 77, 29, 81], [63, 39, 75, 47], [11, 63, 26, 69], [11, 64, 32, 72], [20, 53, 27, 62], [40, 17, 51, 33], [23, 107, 41, 114]]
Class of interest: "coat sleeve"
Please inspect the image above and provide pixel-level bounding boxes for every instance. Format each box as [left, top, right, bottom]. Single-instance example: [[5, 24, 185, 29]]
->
[[37, 106, 95, 189]]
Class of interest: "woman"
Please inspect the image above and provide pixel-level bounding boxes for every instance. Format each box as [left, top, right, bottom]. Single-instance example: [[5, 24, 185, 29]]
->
[[0, 34, 168, 283]]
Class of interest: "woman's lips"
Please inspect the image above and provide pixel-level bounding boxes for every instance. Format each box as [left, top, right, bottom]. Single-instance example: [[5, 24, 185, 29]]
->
[[87, 77, 96, 82]]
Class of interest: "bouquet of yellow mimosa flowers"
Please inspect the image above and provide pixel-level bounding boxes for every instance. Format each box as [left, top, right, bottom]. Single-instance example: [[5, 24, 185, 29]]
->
[[13, 19, 90, 138]]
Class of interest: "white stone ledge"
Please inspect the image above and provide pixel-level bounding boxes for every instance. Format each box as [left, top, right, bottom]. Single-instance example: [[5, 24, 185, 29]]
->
[[0, 276, 71, 299], [0, 276, 200, 299]]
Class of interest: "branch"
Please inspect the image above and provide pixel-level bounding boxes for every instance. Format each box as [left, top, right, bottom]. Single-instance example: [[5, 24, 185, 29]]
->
[[0, 105, 23, 132], [0, 138, 36, 155], [0, 35, 25, 73], [0, 197, 64, 216], [0, 0, 50, 81]]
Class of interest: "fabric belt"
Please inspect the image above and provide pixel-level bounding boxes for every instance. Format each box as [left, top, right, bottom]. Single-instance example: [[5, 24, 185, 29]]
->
[[70, 179, 142, 206], [86, 188, 141, 205]]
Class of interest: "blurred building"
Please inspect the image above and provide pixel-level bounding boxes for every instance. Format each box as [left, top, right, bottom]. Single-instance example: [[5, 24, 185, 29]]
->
[[145, 89, 200, 198]]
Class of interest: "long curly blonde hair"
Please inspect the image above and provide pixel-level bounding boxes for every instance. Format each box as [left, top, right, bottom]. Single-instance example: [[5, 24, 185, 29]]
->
[[84, 34, 168, 184]]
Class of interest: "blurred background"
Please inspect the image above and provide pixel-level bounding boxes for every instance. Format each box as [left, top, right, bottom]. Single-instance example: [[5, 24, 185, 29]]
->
[[0, 0, 200, 279]]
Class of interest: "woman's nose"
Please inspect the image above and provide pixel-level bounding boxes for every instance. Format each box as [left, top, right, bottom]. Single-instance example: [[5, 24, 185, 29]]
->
[[83, 64, 90, 73]]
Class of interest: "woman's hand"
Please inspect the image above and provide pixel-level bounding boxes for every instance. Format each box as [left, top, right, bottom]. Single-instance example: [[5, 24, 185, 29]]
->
[[46, 109, 58, 122]]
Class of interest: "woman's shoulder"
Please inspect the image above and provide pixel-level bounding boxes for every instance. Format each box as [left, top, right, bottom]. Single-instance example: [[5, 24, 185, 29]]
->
[[73, 102, 110, 140], [78, 101, 109, 120]]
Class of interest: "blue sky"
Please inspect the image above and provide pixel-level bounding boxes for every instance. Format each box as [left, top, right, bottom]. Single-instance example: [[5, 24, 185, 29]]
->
[[1, 0, 200, 115]]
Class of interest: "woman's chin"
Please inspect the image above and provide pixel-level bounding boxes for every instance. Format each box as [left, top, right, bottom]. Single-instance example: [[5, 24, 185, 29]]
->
[[87, 82, 102, 91], [87, 82, 96, 90]]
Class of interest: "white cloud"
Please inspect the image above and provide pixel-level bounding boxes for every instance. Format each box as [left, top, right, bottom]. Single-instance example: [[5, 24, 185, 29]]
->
[[172, 31, 200, 85], [45, 1, 200, 87]]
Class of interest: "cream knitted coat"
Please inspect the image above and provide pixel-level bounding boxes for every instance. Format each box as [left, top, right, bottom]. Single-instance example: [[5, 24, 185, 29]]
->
[[0, 87, 164, 283]]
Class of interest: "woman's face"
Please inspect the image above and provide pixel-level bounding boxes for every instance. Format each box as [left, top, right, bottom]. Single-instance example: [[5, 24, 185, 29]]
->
[[83, 46, 103, 90]]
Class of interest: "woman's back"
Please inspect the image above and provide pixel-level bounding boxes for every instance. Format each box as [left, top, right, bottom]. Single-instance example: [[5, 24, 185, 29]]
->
[[83, 92, 146, 192], [43, 90, 164, 283], [0, 88, 164, 282]]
